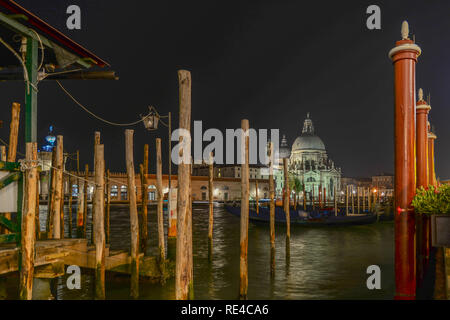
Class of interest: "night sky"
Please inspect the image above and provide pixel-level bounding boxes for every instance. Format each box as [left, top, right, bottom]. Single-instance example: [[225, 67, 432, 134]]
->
[[1, 0, 449, 179]]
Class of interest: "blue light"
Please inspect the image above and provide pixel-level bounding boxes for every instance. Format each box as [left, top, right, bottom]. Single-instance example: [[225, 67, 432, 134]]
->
[[42, 125, 56, 152]]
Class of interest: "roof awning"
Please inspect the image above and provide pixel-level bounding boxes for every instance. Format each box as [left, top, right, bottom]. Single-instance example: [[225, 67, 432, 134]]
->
[[0, 0, 109, 69]]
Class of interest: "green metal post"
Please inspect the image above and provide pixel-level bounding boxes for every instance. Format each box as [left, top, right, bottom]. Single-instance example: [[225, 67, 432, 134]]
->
[[25, 36, 38, 143]]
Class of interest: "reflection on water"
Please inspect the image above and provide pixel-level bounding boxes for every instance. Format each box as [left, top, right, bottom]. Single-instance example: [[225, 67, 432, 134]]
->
[[12, 204, 395, 299]]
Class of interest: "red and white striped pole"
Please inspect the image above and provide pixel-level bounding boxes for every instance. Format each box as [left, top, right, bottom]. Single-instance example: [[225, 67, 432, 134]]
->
[[389, 21, 421, 300]]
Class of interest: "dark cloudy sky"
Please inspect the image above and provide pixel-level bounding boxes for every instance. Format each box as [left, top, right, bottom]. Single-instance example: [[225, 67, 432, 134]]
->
[[1, 0, 449, 179]]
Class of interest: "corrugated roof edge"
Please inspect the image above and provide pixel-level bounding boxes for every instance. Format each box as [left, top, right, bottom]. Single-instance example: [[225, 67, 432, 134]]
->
[[0, 0, 109, 67]]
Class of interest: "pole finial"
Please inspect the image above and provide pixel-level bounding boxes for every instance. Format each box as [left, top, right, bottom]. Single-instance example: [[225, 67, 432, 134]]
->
[[418, 88, 423, 101], [401, 21, 409, 40]]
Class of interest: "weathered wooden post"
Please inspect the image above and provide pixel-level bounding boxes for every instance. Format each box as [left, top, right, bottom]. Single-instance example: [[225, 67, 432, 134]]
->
[[35, 171, 40, 240], [363, 188, 366, 212], [283, 158, 290, 239], [3, 102, 20, 235], [47, 149, 56, 238], [105, 169, 111, 244], [19, 142, 38, 300], [356, 187, 359, 214], [318, 185, 322, 209], [68, 178, 73, 238], [0, 146, 6, 234], [91, 133, 101, 244], [0, 145, 6, 161], [240, 119, 250, 300], [303, 184, 306, 211], [140, 144, 149, 254], [156, 138, 165, 274], [52, 136, 63, 239], [345, 185, 349, 216], [351, 186, 354, 214], [93, 144, 105, 299], [83, 164, 89, 238], [208, 152, 214, 261], [268, 142, 275, 277], [76, 176, 85, 238], [255, 179, 259, 214], [334, 185, 337, 216], [125, 129, 139, 299], [176, 70, 193, 300], [389, 21, 421, 299]]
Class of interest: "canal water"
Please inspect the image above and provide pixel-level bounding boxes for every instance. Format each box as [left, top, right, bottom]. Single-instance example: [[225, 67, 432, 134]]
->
[[4, 204, 395, 299]]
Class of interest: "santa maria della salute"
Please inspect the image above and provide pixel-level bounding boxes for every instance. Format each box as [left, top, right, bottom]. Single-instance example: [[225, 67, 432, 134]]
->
[[274, 113, 342, 202]]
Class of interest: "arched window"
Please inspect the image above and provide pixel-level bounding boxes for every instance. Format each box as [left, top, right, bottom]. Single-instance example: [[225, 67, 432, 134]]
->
[[222, 186, 229, 190], [307, 177, 315, 182], [148, 185, 156, 189], [200, 186, 207, 190], [111, 185, 118, 197], [72, 184, 79, 196], [121, 185, 128, 199]]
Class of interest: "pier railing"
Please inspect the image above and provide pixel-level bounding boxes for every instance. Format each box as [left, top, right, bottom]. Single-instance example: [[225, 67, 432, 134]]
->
[[0, 160, 23, 244]]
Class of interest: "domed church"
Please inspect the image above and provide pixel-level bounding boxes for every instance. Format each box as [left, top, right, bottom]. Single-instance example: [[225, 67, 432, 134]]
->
[[276, 113, 342, 202]]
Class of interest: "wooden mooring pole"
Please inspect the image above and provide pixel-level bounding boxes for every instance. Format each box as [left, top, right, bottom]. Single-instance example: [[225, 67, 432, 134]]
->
[[345, 185, 349, 216], [283, 158, 290, 263], [268, 142, 275, 277], [19, 142, 38, 300], [0, 146, 5, 234], [140, 144, 149, 254], [93, 144, 105, 299], [76, 176, 85, 238], [357, 187, 360, 214], [255, 179, 259, 214], [125, 129, 139, 299], [52, 136, 63, 239], [68, 179, 73, 238], [176, 70, 193, 300], [239, 119, 250, 300], [363, 188, 366, 212], [351, 185, 354, 214], [105, 169, 111, 244], [92, 132, 101, 244], [83, 164, 89, 238], [0, 145, 5, 161], [283, 158, 290, 239], [3, 102, 20, 235], [156, 138, 165, 273], [208, 152, 214, 261], [334, 185, 337, 216]]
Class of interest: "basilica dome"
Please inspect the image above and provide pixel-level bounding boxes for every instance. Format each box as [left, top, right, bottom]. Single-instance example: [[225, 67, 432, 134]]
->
[[292, 135, 325, 151], [291, 113, 325, 152], [278, 135, 291, 159]]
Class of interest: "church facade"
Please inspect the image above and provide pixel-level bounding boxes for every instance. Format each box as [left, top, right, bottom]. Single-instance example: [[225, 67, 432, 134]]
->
[[274, 113, 342, 202]]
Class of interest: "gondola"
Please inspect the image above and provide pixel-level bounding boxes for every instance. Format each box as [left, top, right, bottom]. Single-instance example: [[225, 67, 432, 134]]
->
[[224, 204, 377, 226]]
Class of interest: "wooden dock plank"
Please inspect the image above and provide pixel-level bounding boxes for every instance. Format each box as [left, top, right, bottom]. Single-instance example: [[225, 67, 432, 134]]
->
[[0, 239, 171, 280]]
